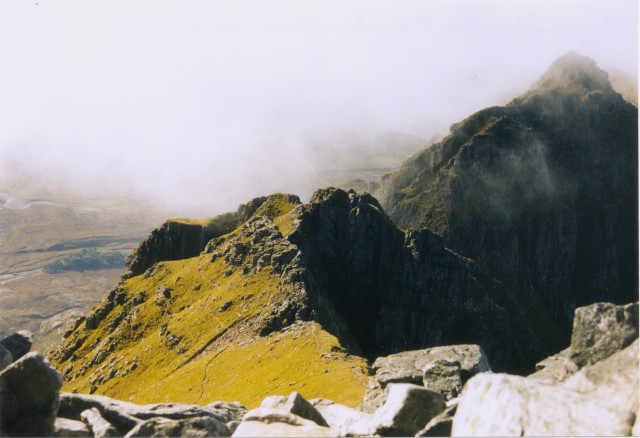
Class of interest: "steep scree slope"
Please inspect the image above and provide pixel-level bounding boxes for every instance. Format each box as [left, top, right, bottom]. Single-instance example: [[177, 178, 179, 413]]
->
[[373, 52, 638, 335]]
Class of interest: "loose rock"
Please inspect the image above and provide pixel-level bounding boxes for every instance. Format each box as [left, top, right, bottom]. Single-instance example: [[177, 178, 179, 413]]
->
[[372, 383, 446, 436], [54, 417, 92, 437], [569, 302, 638, 367], [452, 373, 635, 436], [124, 416, 228, 438], [0, 330, 33, 361], [81, 407, 119, 438], [259, 391, 328, 426], [0, 352, 62, 437]]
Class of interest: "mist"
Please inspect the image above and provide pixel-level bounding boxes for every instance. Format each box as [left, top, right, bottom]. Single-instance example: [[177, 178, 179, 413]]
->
[[0, 0, 636, 216]]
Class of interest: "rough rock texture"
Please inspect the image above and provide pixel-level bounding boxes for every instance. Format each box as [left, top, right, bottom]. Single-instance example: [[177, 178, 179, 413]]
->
[[527, 348, 577, 383], [309, 398, 374, 437], [452, 373, 635, 436], [422, 359, 463, 400], [58, 393, 231, 436], [0, 330, 33, 361], [569, 301, 638, 367], [292, 189, 543, 373], [124, 416, 229, 437], [0, 344, 12, 370], [80, 407, 119, 438], [371, 383, 445, 436], [361, 345, 490, 412], [374, 52, 638, 350], [233, 412, 332, 437], [259, 391, 328, 426], [416, 402, 457, 437], [0, 352, 63, 437], [54, 417, 92, 437], [124, 195, 301, 278], [564, 338, 639, 414]]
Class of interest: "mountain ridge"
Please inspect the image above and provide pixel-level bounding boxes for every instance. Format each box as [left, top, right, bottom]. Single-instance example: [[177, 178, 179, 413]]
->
[[49, 52, 637, 410]]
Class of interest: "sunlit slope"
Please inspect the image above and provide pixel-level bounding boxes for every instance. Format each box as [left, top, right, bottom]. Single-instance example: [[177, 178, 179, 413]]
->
[[49, 195, 368, 408]]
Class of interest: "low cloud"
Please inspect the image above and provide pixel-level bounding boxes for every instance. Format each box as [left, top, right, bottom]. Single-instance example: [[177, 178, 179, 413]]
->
[[0, 0, 636, 216]]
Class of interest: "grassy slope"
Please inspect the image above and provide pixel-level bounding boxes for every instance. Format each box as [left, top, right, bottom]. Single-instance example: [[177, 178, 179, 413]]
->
[[51, 196, 368, 408]]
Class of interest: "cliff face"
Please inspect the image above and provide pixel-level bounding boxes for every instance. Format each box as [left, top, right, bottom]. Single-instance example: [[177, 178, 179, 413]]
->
[[374, 52, 638, 332], [292, 189, 544, 372]]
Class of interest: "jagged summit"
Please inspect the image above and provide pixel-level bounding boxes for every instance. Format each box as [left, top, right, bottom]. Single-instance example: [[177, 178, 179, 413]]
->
[[371, 52, 637, 345], [531, 51, 613, 94]]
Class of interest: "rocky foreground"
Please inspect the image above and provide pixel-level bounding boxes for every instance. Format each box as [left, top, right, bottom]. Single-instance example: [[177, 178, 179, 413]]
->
[[1, 300, 637, 437]]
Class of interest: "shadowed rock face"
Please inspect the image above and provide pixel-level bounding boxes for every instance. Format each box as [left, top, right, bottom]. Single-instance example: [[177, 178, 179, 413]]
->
[[374, 52, 638, 340], [291, 189, 544, 373]]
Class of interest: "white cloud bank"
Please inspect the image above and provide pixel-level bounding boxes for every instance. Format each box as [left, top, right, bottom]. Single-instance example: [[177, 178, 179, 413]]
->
[[0, 0, 636, 214]]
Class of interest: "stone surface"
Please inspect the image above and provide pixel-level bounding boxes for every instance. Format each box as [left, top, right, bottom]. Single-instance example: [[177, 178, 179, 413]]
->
[[259, 391, 328, 426], [0, 330, 33, 361], [569, 302, 638, 367], [0, 352, 63, 437], [372, 383, 446, 437], [235, 411, 332, 437], [54, 417, 92, 437], [422, 359, 463, 400], [125, 195, 291, 278], [206, 400, 247, 423], [527, 348, 578, 383], [361, 344, 490, 412], [310, 398, 374, 436], [416, 403, 457, 437], [293, 189, 544, 374], [124, 416, 229, 438], [58, 392, 230, 435], [373, 345, 491, 388], [81, 407, 119, 438], [0, 344, 12, 371], [564, 338, 639, 414], [452, 373, 635, 436]]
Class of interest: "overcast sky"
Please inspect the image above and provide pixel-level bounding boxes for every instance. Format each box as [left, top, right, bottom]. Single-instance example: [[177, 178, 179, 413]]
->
[[0, 0, 637, 214]]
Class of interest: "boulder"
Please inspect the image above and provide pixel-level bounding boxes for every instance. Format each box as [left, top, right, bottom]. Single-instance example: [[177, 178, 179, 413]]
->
[[80, 407, 119, 438], [0, 330, 33, 361], [569, 302, 638, 367], [124, 416, 229, 437], [451, 373, 635, 436], [54, 417, 92, 437], [0, 352, 62, 437], [422, 359, 462, 400], [372, 383, 446, 436], [310, 398, 374, 436], [563, 338, 639, 414], [361, 345, 490, 412], [0, 344, 12, 370], [527, 348, 578, 383], [259, 391, 327, 426], [206, 400, 247, 423], [58, 393, 141, 433], [234, 411, 332, 437], [416, 401, 457, 437]]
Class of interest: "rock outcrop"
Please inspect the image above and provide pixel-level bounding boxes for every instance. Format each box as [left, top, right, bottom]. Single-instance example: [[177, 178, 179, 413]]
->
[[5, 298, 639, 436], [124, 195, 301, 278], [373, 52, 638, 349], [292, 189, 544, 373], [453, 301, 639, 436], [0, 335, 62, 437]]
